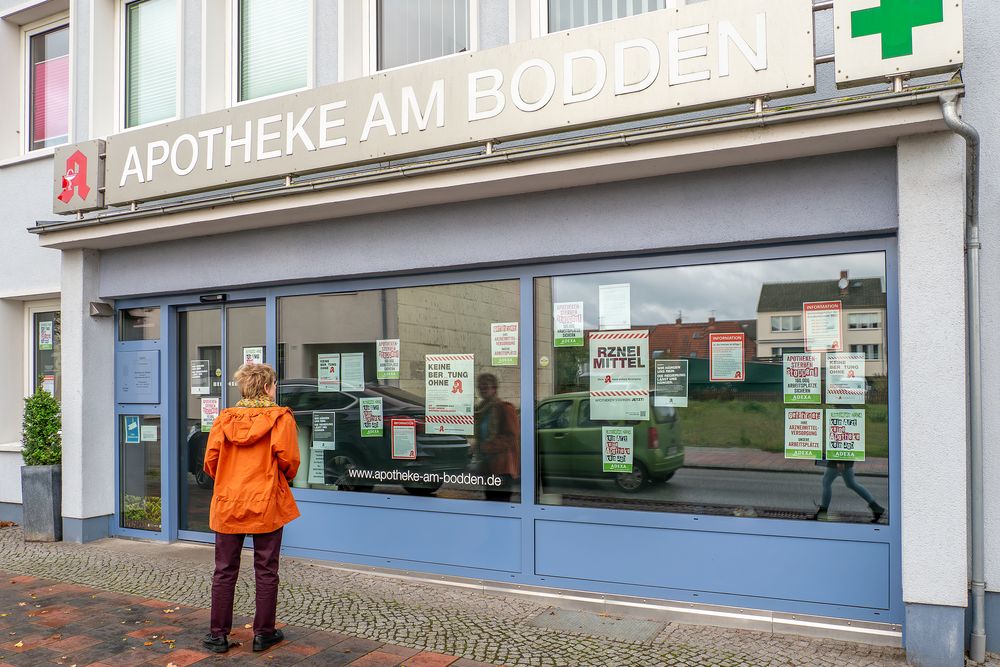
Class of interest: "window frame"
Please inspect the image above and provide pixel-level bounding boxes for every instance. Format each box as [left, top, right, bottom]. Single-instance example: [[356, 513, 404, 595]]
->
[[770, 314, 802, 333], [365, 0, 480, 75], [534, 0, 673, 36], [117, 0, 183, 132], [23, 299, 61, 400], [19, 14, 71, 156], [229, 0, 316, 107], [848, 311, 882, 330]]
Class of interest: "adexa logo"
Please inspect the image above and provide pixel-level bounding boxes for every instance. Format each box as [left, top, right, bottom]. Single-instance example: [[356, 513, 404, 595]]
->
[[58, 149, 91, 204], [852, 0, 945, 59]]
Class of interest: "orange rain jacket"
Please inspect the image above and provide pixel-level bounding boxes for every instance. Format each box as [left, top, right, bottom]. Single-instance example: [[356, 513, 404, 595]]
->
[[203, 406, 301, 534]]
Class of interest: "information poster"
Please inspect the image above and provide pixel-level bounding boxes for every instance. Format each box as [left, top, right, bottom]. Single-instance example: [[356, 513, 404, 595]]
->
[[804, 301, 843, 352], [826, 352, 866, 404], [589, 331, 649, 420], [124, 416, 140, 444], [553, 302, 584, 347], [654, 359, 688, 408], [425, 354, 475, 434], [784, 409, 823, 460], [307, 448, 326, 484], [602, 426, 634, 473], [317, 354, 341, 392], [598, 283, 631, 330], [360, 397, 383, 437], [312, 411, 336, 449], [200, 397, 220, 432], [41, 375, 55, 396], [242, 346, 264, 365], [190, 360, 211, 395], [490, 322, 519, 366], [826, 409, 866, 461], [783, 353, 821, 404], [709, 333, 745, 382], [391, 418, 417, 460], [140, 425, 158, 442], [38, 321, 53, 351], [342, 352, 365, 391], [377, 339, 401, 379]]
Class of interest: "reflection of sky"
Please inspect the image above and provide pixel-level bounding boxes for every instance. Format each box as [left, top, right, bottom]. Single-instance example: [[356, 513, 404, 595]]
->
[[552, 253, 886, 327]]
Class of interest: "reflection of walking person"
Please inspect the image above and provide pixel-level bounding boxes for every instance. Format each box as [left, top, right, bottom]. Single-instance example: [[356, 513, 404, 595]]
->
[[814, 461, 885, 523], [474, 373, 520, 501]]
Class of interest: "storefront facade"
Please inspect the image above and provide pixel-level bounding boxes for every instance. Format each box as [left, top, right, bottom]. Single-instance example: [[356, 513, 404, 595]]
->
[[7, 1, 999, 665]]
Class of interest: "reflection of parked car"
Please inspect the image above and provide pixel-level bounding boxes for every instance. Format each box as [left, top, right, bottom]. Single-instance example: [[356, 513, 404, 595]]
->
[[536, 392, 684, 493]]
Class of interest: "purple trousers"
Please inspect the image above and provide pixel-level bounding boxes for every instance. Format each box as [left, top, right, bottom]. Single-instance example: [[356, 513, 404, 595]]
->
[[210, 527, 283, 637]]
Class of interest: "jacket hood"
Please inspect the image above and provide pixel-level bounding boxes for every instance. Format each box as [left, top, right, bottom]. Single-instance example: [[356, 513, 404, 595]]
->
[[218, 406, 292, 446]]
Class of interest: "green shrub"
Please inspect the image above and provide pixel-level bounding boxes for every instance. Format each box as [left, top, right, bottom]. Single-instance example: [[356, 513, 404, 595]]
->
[[122, 495, 162, 525], [21, 386, 61, 466]]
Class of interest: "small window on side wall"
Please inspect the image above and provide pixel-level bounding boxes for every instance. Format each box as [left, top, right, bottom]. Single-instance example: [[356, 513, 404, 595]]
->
[[377, 0, 470, 71], [27, 23, 70, 152], [547, 0, 667, 32], [124, 0, 177, 128], [238, 0, 310, 102]]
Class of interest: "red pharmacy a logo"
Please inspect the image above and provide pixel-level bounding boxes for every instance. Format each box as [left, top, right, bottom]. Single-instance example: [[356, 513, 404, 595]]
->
[[58, 150, 91, 204]]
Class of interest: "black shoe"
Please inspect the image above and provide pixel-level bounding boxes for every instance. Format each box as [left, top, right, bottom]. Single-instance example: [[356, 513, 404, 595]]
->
[[253, 628, 284, 652], [202, 633, 230, 654], [870, 502, 885, 523], [812, 506, 828, 521]]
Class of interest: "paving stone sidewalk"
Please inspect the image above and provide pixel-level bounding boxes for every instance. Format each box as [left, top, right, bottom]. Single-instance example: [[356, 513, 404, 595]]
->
[[0, 526, 994, 667]]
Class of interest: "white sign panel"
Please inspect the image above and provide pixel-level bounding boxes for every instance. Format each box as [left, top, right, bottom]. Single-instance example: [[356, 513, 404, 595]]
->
[[598, 284, 631, 330], [589, 330, 649, 420], [826, 352, 867, 404], [342, 352, 365, 391], [834, 0, 963, 87], [425, 354, 475, 435]]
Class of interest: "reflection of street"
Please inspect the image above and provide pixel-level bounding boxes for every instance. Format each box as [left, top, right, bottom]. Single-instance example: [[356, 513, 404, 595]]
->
[[541, 467, 888, 523], [183, 473, 212, 532]]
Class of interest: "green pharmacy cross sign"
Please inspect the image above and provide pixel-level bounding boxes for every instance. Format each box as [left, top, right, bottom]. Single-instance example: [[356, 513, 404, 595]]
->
[[852, 0, 945, 59]]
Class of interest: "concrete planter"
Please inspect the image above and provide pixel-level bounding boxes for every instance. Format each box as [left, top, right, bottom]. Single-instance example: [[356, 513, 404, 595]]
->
[[20, 464, 62, 542]]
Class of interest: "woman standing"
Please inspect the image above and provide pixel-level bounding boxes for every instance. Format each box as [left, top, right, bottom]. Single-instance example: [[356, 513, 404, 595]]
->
[[201, 363, 300, 654]]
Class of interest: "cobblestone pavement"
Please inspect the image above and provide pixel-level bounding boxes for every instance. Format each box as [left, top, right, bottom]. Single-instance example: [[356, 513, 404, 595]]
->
[[0, 526, 996, 667]]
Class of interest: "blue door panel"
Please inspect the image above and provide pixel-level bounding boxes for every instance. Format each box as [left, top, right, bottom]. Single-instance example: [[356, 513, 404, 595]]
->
[[284, 501, 522, 573], [535, 519, 889, 609]]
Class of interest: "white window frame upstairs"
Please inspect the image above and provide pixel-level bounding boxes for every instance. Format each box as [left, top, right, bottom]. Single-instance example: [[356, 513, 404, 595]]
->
[[116, 0, 184, 132], [19, 13, 71, 156], [534, 0, 679, 37], [227, 0, 316, 107], [364, 0, 479, 76]]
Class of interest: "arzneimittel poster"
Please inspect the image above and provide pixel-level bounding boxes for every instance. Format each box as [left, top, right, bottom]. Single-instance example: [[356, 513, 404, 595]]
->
[[425, 354, 475, 435], [589, 330, 649, 420]]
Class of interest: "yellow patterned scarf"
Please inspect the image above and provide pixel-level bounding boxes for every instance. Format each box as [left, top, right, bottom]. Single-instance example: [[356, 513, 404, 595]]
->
[[235, 396, 277, 408]]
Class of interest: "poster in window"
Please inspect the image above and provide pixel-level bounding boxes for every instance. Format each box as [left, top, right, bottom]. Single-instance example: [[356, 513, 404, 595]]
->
[[200, 397, 220, 432], [190, 359, 211, 395], [307, 448, 326, 484], [784, 409, 823, 460], [124, 415, 140, 444], [553, 302, 584, 347], [140, 425, 158, 442], [826, 409, 866, 462], [377, 339, 401, 379], [598, 284, 630, 330], [826, 352, 866, 404], [653, 359, 688, 408], [391, 418, 417, 460], [38, 320, 54, 351], [783, 353, 821, 404], [41, 374, 55, 397], [491, 322, 519, 366], [317, 354, 341, 392], [341, 352, 365, 391], [360, 397, 383, 437], [312, 411, 336, 449], [602, 426, 633, 473], [242, 346, 264, 365], [424, 354, 474, 435], [709, 333, 745, 382], [804, 301, 843, 352], [588, 330, 649, 420]]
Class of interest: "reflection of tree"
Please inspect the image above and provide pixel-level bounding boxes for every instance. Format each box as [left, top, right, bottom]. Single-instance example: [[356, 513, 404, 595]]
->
[[553, 346, 589, 394]]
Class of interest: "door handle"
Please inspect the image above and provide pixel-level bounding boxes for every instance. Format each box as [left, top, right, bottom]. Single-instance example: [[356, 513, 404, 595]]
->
[[553, 433, 567, 439]]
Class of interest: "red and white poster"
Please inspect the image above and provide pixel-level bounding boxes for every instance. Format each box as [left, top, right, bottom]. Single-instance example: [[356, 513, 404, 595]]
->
[[709, 333, 745, 382], [588, 330, 649, 420], [424, 354, 475, 435], [391, 418, 417, 460], [804, 301, 843, 352]]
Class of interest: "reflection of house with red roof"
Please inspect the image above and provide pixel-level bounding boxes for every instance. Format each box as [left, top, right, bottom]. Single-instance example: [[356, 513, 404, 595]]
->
[[648, 317, 757, 363]]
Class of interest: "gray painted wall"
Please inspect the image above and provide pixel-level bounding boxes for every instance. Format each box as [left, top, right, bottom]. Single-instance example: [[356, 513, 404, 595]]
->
[[99, 149, 897, 298]]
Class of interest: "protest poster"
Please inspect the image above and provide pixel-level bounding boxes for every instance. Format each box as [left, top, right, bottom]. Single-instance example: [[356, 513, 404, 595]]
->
[[783, 353, 821, 404], [826, 352, 866, 404], [654, 359, 688, 408], [602, 426, 634, 473], [589, 330, 649, 420], [312, 411, 336, 449], [826, 409, 866, 461], [360, 397, 383, 437], [553, 302, 584, 347], [190, 359, 211, 395], [784, 408, 823, 460], [491, 322, 519, 366], [377, 339, 401, 379], [200, 397, 220, 432], [318, 353, 341, 392], [425, 354, 475, 435], [242, 346, 264, 365]]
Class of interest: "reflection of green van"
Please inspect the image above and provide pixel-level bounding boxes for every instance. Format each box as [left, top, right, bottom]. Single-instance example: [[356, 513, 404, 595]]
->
[[536, 392, 684, 492]]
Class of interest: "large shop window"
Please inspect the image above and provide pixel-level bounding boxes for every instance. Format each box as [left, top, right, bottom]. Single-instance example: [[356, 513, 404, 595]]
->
[[124, 0, 177, 128], [377, 0, 470, 70], [278, 280, 521, 501], [548, 0, 666, 32], [33, 311, 61, 401], [534, 253, 890, 524], [27, 24, 70, 151], [238, 0, 309, 101]]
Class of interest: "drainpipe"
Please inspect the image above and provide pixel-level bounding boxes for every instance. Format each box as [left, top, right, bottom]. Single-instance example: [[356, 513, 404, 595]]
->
[[940, 93, 986, 663]]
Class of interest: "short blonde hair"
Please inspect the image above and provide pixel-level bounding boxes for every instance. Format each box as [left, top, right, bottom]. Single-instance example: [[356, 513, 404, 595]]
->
[[234, 363, 276, 399]]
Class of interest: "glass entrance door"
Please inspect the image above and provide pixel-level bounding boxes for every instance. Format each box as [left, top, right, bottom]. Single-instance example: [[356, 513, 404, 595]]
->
[[178, 303, 265, 535]]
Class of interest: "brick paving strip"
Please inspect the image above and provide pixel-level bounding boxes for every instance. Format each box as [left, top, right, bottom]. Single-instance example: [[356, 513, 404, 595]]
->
[[0, 526, 995, 667]]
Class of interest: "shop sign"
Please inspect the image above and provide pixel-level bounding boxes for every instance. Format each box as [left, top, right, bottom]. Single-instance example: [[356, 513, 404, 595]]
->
[[834, 0, 963, 87], [58, 1, 815, 210], [589, 330, 649, 420], [52, 140, 105, 214]]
